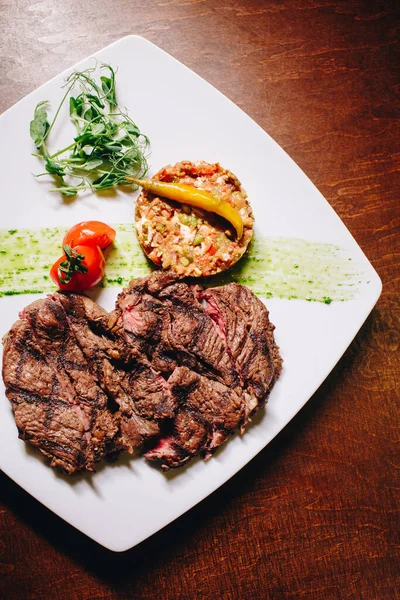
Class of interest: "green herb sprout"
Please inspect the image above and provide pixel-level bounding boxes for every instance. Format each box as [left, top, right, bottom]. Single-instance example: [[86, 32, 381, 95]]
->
[[30, 64, 149, 196]]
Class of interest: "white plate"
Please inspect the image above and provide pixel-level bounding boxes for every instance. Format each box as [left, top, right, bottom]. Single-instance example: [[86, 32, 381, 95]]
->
[[0, 35, 381, 551]]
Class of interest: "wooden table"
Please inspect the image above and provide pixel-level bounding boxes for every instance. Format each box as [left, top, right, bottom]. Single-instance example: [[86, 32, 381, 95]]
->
[[1, 1, 399, 598]]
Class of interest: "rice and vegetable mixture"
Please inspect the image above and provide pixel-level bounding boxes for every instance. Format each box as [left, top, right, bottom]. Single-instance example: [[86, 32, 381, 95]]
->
[[135, 161, 254, 277]]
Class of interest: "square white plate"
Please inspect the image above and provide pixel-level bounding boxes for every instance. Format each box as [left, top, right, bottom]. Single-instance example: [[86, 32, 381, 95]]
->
[[0, 35, 381, 551]]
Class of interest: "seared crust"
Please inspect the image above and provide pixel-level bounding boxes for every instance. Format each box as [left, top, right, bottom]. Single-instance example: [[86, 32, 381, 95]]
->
[[114, 273, 282, 469], [135, 160, 254, 277], [2, 295, 120, 473], [2, 274, 282, 473]]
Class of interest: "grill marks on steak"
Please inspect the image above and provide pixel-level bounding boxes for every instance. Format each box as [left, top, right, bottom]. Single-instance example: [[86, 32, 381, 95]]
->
[[2, 292, 171, 473], [114, 274, 238, 386], [202, 284, 282, 419], [56, 293, 173, 452], [114, 272, 282, 470], [2, 272, 282, 473], [2, 297, 119, 473], [144, 366, 245, 469]]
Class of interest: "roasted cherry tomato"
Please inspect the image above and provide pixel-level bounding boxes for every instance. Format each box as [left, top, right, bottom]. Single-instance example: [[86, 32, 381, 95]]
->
[[62, 221, 116, 250], [50, 244, 106, 291]]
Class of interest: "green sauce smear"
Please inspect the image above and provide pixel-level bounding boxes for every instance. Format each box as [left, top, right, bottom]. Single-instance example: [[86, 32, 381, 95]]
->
[[0, 224, 364, 302]]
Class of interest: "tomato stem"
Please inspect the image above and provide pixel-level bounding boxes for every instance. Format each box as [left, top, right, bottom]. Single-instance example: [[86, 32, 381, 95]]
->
[[58, 244, 88, 284]]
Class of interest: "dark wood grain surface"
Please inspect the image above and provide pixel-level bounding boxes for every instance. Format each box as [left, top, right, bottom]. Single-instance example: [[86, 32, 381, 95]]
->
[[1, 1, 399, 599]]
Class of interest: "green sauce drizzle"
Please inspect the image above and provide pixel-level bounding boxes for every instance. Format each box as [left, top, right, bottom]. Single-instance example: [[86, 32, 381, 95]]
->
[[206, 235, 363, 303], [0, 224, 364, 302]]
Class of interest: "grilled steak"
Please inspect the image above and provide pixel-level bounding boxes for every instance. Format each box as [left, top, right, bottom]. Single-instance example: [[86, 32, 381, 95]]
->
[[56, 293, 174, 454], [2, 292, 171, 473], [2, 273, 282, 473], [113, 272, 282, 469], [2, 295, 119, 473]]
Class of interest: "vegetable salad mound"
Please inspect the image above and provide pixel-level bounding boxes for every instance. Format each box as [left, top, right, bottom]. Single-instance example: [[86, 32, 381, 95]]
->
[[135, 161, 254, 277]]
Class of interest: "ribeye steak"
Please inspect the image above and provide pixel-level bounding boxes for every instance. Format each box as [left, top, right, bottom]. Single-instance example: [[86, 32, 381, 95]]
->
[[2, 272, 282, 473]]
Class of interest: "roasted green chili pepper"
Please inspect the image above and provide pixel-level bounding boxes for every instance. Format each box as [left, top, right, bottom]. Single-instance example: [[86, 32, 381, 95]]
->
[[127, 177, 244, 240]]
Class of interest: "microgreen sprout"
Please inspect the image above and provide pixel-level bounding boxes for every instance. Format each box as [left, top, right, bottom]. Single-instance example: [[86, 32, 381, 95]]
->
[[30, 64, 149, 196]]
